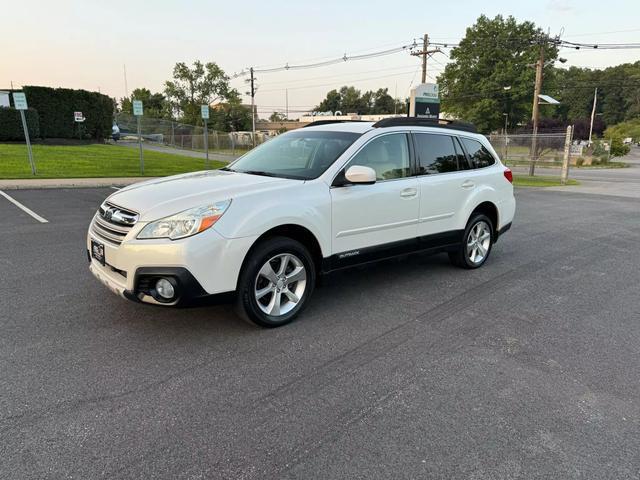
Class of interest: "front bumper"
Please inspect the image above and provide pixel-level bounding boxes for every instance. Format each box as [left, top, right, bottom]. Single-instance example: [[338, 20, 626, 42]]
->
[[87, 226, 257, 306]]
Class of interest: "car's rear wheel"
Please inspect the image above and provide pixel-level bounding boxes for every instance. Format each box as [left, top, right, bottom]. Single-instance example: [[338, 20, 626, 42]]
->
[[236, 236, 315, 327], [449, 213, 494, 269]]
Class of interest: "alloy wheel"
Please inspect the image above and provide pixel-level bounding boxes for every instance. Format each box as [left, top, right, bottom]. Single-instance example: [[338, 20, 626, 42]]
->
[[466, 220, 491, 265], [254, 253, 307, 316]]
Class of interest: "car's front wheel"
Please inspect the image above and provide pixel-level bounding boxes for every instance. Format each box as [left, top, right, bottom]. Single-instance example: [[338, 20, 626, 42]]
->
[[236, 236, 316, 327]]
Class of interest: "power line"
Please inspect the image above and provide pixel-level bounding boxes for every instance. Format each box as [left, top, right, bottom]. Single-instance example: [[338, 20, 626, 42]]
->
[[233, 40, 419, 77], [558, 40, 640, 50], [247, 38, 420, 71], [253, 63, 422, 87], [258, 68, 429, 93], [563, 28, 640, 38]]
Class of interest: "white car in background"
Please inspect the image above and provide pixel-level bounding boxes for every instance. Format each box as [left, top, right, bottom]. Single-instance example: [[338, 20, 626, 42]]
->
[[88, 118, 515, 327]]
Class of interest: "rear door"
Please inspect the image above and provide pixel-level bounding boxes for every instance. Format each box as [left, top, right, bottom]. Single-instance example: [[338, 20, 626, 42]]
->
[[330, 132, 419, 258], [413, 132, 472, 239]]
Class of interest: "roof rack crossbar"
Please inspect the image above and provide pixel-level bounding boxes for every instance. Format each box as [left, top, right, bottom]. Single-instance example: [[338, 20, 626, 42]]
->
[[302, 119, 367, 128], [371, 117, 477, 133]]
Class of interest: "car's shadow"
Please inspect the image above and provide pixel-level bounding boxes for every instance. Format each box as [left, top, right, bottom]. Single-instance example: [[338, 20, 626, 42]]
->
[[101, 251, 456, 336]]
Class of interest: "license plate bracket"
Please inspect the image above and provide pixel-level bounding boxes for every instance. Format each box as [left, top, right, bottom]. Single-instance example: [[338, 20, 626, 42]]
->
[[91, 239, 105, 266]]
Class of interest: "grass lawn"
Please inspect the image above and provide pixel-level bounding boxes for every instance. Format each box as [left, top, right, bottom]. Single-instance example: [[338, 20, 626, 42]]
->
[[0, 143, 226, 179], [513, 175, 579, 187], [504, 159, 627, 169]]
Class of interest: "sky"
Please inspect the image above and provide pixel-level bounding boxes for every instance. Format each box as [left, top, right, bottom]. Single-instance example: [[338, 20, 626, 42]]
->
[[2, 0, 639, 119]]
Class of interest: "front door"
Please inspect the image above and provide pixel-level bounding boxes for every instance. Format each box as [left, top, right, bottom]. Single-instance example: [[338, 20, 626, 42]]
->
[[330, 133, 419, 262]]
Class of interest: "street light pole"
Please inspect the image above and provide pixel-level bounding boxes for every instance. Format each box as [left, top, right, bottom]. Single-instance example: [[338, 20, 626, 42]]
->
[[250, 67, 256, 147], [503, 113, 509, 164], [588, 87, 598, 145]]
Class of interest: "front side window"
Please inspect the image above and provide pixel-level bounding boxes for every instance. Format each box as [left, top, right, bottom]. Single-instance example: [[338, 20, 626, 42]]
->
[[414, 133, 467, 174], [347, 133, 410, 180], [228, 130, 361, 180], [461, 138, 496, 169]]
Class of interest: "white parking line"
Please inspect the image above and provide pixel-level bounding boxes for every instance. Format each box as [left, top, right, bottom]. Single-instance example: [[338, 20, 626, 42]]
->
[[0, 190, 49, 223]]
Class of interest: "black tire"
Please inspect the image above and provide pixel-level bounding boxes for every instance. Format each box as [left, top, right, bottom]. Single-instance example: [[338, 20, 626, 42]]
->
[[448, 213, 494, 269], [235, 236, 316, 328]]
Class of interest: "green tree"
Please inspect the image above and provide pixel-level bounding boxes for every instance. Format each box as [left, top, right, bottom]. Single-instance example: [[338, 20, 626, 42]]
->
[[339, 86, 364, 113], [438, 14, 558, 133], [210, 95, 252, 132], [121, 88, 171, 118], [599, 62, 640, 125], [269, 111, 288, 122], [164, 61, 236, 125], [316, 89, 342, 113], [549, 67, 596, 122], [604, 118, 640, 141], [609, 137, 631, 158], [371, 88, 396, 114], [314, 86, 403, 114], [549, 62, 640, 126]]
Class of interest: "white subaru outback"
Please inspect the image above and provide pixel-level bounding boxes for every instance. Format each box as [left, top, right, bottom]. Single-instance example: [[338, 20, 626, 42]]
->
[[88, 118, 515, 327]]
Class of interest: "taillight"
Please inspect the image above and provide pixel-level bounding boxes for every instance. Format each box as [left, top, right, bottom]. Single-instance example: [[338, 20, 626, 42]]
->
[[503, 168, 513, 183]]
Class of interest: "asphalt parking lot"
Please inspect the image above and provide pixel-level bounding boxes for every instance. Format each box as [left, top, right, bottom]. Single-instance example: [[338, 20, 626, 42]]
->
[[1, 185, 640, 479]]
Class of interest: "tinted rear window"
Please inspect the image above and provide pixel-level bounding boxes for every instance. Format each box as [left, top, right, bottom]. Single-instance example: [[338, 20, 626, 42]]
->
[[414, 133, 467, 174], [461, 138, 496, 169]]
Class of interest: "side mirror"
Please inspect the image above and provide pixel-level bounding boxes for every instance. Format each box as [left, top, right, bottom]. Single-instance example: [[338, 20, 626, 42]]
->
[[345, 165, 376, 185]]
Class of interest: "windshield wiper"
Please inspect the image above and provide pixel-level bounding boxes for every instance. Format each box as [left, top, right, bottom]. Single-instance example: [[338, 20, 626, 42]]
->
[[219, 167, 234, 172], [238, 170, 279, 177]]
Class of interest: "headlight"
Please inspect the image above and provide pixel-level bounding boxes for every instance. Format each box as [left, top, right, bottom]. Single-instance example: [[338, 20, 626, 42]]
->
[[137, 200, 231, 240]]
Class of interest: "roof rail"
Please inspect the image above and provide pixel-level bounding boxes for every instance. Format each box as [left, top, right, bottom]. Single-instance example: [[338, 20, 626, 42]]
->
[[372, 117, 477, 133], [302, 119, 367, 128]]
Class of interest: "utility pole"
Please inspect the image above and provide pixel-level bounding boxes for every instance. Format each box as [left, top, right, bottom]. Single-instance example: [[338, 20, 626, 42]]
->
[[249, 67, 256, 147], [529, 41, 545, 176], [123, 64, 129, 98], [285, 88, 289, 120], [588, 87, 598, 145], [411, 34, 441, 83]]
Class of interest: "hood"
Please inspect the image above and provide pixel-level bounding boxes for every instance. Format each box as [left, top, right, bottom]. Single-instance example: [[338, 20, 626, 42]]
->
[[107, 170, 293, 221]]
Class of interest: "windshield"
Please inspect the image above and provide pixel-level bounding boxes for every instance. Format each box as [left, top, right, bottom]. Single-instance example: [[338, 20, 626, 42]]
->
[[226, 130, 361, 180]]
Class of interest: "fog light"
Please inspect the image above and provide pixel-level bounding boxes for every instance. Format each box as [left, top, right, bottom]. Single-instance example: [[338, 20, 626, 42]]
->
[[155, 278, 175, 299]]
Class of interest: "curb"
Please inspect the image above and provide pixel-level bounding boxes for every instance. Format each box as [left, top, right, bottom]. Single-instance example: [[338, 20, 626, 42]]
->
[[0, 178, 154, 190]]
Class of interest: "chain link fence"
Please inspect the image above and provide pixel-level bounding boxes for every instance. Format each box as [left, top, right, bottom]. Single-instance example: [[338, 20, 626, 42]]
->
[[488, 131, 617, 171], [488, 133, 570, 168], [114, 113, 270, 155]]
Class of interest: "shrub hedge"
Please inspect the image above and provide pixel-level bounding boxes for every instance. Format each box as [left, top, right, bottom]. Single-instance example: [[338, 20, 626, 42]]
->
[[0, 108, 40, 141], [7, 86, 114, 140]]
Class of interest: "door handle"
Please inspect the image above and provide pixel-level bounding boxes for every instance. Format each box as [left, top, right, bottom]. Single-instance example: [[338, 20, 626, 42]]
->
[[400, 188, 418, 198], [461, 180, 475, 189]]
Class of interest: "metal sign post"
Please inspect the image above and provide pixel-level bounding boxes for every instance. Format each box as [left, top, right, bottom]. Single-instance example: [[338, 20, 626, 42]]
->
[[13, 92, 36, 175], [201, 105, 210, 169], [560, 125, 573, 186], [74, 111, 86, 139], [133, 100, 144, 174]]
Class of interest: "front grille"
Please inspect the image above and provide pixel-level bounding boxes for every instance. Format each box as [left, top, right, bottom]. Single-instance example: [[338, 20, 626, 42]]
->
[[90, 201, 138, 246]]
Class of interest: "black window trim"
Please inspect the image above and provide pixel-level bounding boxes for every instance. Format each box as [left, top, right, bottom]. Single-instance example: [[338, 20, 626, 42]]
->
[[452, 136, 473, 170], [409, 131, 471, 178], [331, 131, 415, 187]]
